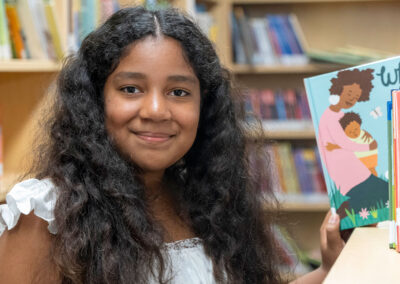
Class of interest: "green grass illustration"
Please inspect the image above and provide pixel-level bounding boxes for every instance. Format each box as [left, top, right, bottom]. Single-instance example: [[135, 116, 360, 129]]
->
[[345, 208, 356, 226], [328, 181, 349, 208], [328, 178, 389, 230], [370, 206, 378, 218]]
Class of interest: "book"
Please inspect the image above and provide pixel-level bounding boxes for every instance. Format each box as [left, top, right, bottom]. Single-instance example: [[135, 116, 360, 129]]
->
[[391, 90, 400, 251], [5, 0, 26, 59], [0, 0, 12, 59], [303, 56, 400, 230], [17, 0, 47, 58], [43, 0, 64, 60], [231, 12, 308, 66], [232, 6, 255, 65]]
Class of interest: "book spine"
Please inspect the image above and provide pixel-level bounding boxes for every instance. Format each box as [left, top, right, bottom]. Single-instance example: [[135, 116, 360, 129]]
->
[[293, 148, 309, 194], [0, 0, 12, 59], [5, 2, 26, 58], [231, 12, 246, 64], [288, 13, 309, 54], [79, 0, 96, 44], [387, 100, 395, 248], [233, 7, 254, 65], [260, 89, 276, 120], [275, 90, 287, 120], [283, 89, 297, 119], [250, 18, 276, 65], [272, 144, 286, 194], [43, 0, 64, 60], [392, 90, 400, 251], [265, 16, 281, 62]]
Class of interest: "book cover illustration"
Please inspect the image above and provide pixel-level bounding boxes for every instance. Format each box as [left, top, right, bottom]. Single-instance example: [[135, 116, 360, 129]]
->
[[304, 56, 400, 230]]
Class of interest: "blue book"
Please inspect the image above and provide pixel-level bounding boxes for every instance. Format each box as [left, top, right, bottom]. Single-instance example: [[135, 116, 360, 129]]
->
[[274, 90, 287, 120], [304, 56, 400, 230]]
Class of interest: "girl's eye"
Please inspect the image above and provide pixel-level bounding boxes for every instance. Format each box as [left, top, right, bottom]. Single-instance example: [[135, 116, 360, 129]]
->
[[121, 86, 140, 94], [170, 89, 190, 97]]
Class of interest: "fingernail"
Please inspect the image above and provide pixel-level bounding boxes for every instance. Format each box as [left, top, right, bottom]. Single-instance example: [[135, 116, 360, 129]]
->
[[329, 213, 339, 224]]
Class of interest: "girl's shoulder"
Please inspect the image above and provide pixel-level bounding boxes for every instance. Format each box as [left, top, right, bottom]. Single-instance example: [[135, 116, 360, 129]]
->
[[0, 178, 58, 237]]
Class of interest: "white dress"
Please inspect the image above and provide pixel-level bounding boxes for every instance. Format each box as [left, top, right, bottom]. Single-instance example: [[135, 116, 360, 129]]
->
[[0, 179, 217, 284]]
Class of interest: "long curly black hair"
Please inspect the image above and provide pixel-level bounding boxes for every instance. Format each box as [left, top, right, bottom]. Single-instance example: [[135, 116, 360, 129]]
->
[[33, 6, 281, 284]]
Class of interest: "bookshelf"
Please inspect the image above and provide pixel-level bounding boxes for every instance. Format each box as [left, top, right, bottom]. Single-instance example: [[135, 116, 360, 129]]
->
[[224, 0, 400, 270], [324, 227, 400, 283], [231, 63, 349, 74], [0, 60, 61, 72], [1, 0, 399, 274]]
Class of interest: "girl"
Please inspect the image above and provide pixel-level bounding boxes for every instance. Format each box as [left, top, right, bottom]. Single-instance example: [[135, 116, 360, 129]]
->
[[0, 6, 343, 283]]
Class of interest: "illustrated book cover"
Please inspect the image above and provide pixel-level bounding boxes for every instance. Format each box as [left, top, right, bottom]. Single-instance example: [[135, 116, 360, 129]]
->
[[304, 56, 400, 230]]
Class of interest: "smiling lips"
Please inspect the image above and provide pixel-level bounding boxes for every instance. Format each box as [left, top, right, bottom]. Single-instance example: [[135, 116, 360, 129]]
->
[[133, 131, 175, 143]]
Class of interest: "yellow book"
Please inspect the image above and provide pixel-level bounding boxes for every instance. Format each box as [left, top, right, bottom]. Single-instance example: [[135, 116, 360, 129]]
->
[[43, 0, 63, 59]]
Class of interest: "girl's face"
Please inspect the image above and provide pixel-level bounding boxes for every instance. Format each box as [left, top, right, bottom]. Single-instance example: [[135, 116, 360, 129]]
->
[[104, 36, 201, 176], [338, 83, 362, 109], [344, 121, 361, 138]]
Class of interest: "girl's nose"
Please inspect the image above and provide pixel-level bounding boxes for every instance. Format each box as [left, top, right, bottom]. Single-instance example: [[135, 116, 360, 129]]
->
[[139, 90, 172, 121]]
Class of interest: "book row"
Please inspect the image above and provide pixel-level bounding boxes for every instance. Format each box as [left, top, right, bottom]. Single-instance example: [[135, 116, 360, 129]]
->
[[263, 143, 327, 198], [232, 8, 308, 66], [0, 0, 121, 60], [245, 88, 311, 121]]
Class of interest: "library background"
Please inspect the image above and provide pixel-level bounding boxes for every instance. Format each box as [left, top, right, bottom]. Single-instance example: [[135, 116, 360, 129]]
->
[[0, 0, 399, 279]]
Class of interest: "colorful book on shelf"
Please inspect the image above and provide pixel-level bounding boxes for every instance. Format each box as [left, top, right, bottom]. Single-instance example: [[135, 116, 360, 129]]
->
[[391, 90, 400, 252], [387, 100, 395, 249], [0, 0, 12, 59], [5, 0, 26, 59], [17, 0, 47, 58], [303, 56, 400, 230], [43, 0, 64, 60]]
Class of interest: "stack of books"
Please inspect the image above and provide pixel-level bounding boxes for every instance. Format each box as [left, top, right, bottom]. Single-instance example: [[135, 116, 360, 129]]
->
[[0, 0, 122, 60], [232, 8, 308, 66], [245, 88, 311, 121], [262, 143, 327, 202]]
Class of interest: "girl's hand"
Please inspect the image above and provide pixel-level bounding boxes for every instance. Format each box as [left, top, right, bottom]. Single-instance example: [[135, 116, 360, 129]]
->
[[289, 211, 345, 284], [320, 210, 345, 273]]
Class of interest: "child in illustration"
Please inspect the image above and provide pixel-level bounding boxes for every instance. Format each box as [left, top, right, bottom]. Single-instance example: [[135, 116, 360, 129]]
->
[[339, 111, 378, 176]]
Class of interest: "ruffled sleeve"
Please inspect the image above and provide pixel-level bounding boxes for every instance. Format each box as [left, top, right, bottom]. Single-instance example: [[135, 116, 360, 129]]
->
[[0, 179, 57, 236]]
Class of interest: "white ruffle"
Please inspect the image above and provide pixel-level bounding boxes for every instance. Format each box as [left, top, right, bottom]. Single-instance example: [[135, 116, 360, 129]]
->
[[0, 178, 57, 236]]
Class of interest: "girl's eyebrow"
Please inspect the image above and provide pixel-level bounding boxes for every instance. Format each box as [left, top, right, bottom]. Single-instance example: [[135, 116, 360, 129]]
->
[[113, 72, 198, 85], [167, 75, 198, 85], [114, 72, 146, 80]]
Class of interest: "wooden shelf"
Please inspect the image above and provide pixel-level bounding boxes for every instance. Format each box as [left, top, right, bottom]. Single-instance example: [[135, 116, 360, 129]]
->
[[264, 193, 330, 212], [247, 120, 316, 140], [280, 202, 329, 212], [231, 63, 348, 74], [0, 59, 61, 73], [324, 227, 400, 283], [264, 200, 330, 212], [262, 129, 315, 140]]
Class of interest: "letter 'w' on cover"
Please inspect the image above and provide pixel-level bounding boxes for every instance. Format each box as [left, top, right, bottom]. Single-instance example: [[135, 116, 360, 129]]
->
[[392, 90, 400, 252]]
